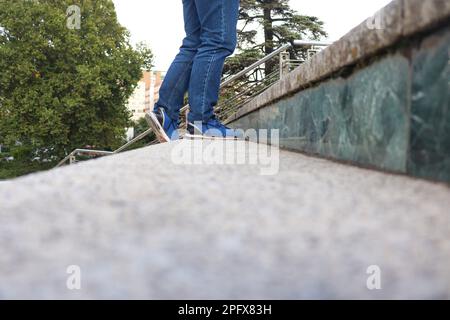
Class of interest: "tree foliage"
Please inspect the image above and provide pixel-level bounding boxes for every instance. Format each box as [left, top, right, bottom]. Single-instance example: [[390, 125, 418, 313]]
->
[[0, 0, 153, 164], [224, 0, 327, 76]]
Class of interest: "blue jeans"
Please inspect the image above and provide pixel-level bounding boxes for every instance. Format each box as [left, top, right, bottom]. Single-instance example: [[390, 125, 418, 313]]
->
[[154, 0, 239, 123]]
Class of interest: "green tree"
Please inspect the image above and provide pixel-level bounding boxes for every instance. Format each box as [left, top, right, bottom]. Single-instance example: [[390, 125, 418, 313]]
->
[[224, 0, 327, 76], [0, 0, 152, 170], [136, 42, 154, 72]]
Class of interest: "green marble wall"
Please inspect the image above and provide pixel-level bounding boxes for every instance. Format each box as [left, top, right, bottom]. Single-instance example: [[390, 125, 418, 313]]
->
[[409, 28, 450, 183], [231, 25, 450, 183]]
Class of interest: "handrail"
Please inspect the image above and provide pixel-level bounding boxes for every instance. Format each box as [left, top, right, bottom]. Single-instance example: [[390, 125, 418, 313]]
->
[[180, 40, 331, 114], [179, 43, 293, 114], [220, 43, 293, 88], [113, 128, 154, 154], [292, 40, 332, 47], [56, 149, 114, 167]]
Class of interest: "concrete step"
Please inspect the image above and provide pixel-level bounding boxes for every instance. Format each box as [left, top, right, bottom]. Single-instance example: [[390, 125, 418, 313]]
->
[[0, 140, 449, 299]]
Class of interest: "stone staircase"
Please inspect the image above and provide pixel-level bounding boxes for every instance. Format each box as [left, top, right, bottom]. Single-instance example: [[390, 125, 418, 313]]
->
[[0, 0, 449, 299], [0, 141, 449, 299]]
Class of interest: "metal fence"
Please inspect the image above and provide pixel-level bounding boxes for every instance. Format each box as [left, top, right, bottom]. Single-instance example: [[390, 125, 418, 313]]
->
[[180, 40, 331, 124]]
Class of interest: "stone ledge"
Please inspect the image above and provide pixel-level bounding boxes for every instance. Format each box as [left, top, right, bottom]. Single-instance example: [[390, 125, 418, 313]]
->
[[226, 0, 450, 124], [403, 0, 450, 36]]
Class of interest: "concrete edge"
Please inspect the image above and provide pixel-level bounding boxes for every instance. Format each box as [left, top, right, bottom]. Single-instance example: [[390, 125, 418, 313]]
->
[[226, 0, 450, 124]]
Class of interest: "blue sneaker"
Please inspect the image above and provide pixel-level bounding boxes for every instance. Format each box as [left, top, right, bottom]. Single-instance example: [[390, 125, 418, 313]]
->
[[186, 116, 244, 140], [145, 108, 179, 143]]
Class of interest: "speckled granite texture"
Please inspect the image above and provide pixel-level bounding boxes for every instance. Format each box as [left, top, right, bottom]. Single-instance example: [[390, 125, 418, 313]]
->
[[0, 141, 449, 299]]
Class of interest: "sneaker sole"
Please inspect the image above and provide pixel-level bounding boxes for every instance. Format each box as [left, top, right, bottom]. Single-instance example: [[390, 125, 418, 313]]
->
[[145, 112, 170, 143]]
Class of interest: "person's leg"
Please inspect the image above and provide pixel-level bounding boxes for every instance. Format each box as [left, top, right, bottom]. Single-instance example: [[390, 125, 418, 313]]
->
[[187, 0, 240, 123], [153, 0, 201, 121]]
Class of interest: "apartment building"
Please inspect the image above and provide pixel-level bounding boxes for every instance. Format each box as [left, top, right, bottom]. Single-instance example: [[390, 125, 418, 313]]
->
[[126, 71, 164, 122]]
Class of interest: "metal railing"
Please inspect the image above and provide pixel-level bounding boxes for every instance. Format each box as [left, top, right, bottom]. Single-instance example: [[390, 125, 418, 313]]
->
[[56, 40, 331, 168], [178, 40, 331, 124], [56, 149, 115, 167], [55, 133, 159, 167]]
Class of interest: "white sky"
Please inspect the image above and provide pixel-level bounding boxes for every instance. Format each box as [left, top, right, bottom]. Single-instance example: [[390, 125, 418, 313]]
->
[[113, 0, 392, 71]]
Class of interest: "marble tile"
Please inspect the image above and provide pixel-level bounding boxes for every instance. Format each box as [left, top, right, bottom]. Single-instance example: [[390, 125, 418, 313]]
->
[[344, 55, 410, 171], [409, 27, 450, 183], [233, 55, 410, 173]]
